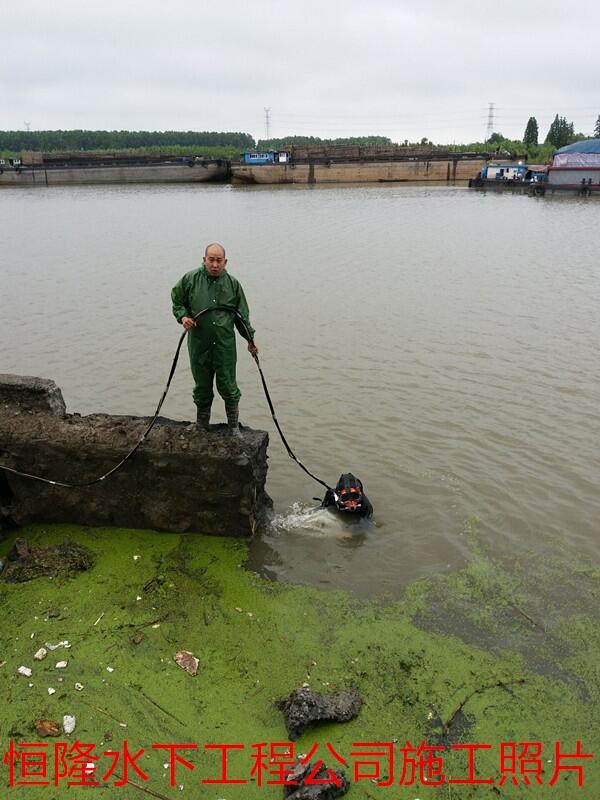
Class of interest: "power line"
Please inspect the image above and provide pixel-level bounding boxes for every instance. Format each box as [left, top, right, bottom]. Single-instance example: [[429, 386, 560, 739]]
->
[[269, 105, 599, 124]]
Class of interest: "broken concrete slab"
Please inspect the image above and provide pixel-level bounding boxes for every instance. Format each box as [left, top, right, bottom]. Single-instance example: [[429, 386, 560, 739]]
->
[[276, 687, 362, 740], [0, 374, 66, 416], [0, 374, 271, 536]]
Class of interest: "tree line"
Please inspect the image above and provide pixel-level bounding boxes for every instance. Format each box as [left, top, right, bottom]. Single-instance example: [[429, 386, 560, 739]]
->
[[1, 116, 598, 160], [0, 129, 255, 153], [257, 135, 393, 149]]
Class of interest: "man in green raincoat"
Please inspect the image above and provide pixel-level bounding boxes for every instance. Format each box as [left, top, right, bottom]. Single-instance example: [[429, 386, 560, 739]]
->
[[171, 243, 258, 437]]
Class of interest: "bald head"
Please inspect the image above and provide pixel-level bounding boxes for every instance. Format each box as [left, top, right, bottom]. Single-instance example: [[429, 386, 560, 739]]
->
[[203, 242, 228, 277], [204, 242, 226, 258]]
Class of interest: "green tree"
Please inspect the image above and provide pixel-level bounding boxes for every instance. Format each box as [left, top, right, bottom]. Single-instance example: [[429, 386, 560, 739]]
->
[[545, 115, 575, 148], [523, 117, 538, 148], [594, 114, 600, 138], [487, 131, 505, 145]]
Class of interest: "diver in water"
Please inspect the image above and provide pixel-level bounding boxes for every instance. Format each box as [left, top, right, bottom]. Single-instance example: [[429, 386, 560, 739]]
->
[[321, 473, 373, 518]]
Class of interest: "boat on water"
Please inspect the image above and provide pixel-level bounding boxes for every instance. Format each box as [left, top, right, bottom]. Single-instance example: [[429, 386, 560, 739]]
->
[[469, 139, 600, 196], [0, 151, 229, 187], [545, 139, 600, 194], [232, 144, 488, 185]]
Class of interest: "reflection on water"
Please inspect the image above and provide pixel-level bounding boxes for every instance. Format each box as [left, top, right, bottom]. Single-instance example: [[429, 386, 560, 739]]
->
[[1, 183, 599, 599]]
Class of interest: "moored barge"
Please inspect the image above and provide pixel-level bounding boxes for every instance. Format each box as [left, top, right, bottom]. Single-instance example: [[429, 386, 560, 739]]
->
[[0, 151, 229, 186], [231, 144, 488, 185]]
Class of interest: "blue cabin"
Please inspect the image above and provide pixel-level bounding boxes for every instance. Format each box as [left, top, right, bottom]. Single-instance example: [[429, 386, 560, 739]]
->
[[483, 162, 527, 181], [241, 151, 289, 165]]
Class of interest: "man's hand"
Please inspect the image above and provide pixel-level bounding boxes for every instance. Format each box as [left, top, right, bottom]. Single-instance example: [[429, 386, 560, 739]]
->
[[248, 342, 259, 358], [181, 316, 196, 331]]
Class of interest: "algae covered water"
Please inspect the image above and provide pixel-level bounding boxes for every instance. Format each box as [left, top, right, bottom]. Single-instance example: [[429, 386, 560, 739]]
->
[[1, 183, 599, 602], [0, 524, 598, 799]]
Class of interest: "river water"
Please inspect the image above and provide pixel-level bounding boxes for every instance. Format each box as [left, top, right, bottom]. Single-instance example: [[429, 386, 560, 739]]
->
[[1, 183, 598, 598]]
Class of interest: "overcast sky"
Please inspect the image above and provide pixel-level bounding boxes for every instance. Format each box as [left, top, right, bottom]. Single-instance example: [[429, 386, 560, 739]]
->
[[3, 0, 599, 144]]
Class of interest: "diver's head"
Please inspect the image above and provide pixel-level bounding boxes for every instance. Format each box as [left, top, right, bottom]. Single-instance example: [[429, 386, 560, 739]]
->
[[334, 473, 365, 513]]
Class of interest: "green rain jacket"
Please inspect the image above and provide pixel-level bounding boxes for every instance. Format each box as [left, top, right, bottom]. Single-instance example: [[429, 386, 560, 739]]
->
[[171, 267, 255, 403]]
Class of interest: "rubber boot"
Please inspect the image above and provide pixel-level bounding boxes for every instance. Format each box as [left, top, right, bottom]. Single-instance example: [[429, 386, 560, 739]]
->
[[196, 403, 211, 432], [225, 402, 242, 439]]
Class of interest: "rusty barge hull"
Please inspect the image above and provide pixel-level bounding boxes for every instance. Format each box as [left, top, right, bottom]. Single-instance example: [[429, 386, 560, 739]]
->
[[0, 162, 229, 187], [231, 158, 488, 185]]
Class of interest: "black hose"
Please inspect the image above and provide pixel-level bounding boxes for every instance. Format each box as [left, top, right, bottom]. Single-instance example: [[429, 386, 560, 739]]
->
[[0, 306, 332, 492]]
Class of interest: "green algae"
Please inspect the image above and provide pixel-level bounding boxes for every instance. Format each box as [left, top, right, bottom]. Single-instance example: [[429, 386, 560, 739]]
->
[[0, 523, 598, 800]]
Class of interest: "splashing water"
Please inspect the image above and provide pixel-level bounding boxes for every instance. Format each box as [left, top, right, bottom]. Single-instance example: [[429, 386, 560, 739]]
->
[[267, 501, 371, 539]]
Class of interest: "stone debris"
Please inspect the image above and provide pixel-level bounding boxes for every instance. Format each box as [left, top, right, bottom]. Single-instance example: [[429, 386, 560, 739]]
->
[[34, 719, 61, 738], [74, 682, 84, 691], [34, 647, 48, 661], [284, 760, 349, 799], [45, 641, 71, 650], [47, 687, 56, 695], [276, 688, 362, 740], [55, 661, 68, 669], [1, 537, 95, 583], [173, 650, 199, 677], [63, 715, 76, 734], [17, 666, 33, 677], [131, 632, 144, 645], [9, 538, 30, 560]]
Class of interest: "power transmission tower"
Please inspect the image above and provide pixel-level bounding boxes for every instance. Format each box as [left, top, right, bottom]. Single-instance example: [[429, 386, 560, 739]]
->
[[264, 107, 271, 141], [24, 121, 31, 133], [486, 103, 495, 140]]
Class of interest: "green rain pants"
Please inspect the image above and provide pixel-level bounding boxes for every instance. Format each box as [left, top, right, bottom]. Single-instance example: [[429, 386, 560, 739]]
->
[[188, 334, 241, 408]]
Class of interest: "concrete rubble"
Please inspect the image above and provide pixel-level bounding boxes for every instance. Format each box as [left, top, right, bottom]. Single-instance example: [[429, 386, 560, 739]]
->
[[276, 687, 363, 740], [2, 536, 94, 582], [0, 374, 271, 536], [285, 760, 349, 800]]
